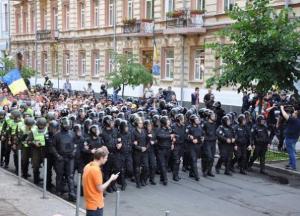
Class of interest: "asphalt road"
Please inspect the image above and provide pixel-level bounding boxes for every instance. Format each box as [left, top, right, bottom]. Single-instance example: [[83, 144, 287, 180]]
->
[[4, 155, 300, 216]]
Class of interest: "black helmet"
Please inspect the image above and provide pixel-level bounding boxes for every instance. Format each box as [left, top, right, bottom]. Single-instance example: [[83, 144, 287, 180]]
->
[[61, 108, 69, 117], [61, 117, 71, 130], [114, 118, 122, 129], [185, 109, 194, 120], [24, 117, 35, 127], [170, 108, 179, 118], [0, 110, 6, 119], [98, 111, 105, 120], [89, 124, 100, 136], [73, 124, 82, 133], [129, 114, 138, 125], [69, 115, 76, 123], [213, 101, 221, 109], [207, 110, 216, 121], [121, 106, 128, 113], [117, 112, 125, 120], [144, 119, 152, 128], [198, 108, 206, 119], [152, 114, 160, 127], [133, 117, 143, 127], [49, 120, 60, 132], [190, 106, 197, 115], [46, 112, 56, 121], [78, 108, 85, 114], [256, 115, 265, 125], [160, 116, 169, 127], [111, 107, 119, 115], [104, 107, 111, 115], [175, 113, 184, 123], [189, 114, 199, 124], [221, 116, 230, 127], [149, 109, 158, 118], [119, 120, 128, 133], [11, 110, 21, 120], [159, 99, 166, 110], [89, 111, 98, 119], [36, 117, 47, 129], [103, 115, 113, 128], [101, 84, 106, 90], [161, 109, 168, 116], [84, 118, 93, 130], [238, 114, 246, 125]]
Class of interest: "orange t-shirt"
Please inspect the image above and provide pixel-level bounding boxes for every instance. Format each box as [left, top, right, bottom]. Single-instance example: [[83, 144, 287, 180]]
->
[[82, 161, 104, 210]]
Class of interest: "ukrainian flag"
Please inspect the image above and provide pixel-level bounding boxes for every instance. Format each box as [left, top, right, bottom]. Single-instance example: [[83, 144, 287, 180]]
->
[[0, 96, 9, 106], [2, 69, 28, 95]]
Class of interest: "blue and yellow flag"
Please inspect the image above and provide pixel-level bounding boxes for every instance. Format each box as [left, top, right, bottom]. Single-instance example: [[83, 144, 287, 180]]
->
[[0, 96, 9, 106], [2, 69, 28, 95]]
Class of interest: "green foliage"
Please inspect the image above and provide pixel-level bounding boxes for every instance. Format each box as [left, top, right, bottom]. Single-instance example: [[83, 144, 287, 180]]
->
[[106, 52, 154, 97], [206, 0, 300, 96], [0, 56, 36, 80]]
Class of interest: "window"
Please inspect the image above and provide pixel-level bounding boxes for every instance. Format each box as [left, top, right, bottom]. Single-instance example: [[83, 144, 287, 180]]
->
[[79, 52, 86, 76], [80, 3, 85, 28], [15, 8, 21, 33], [197, 0, 205, 10], [64, 52, 70, 76], [165, 49, 174, 79], [42, 53, 48, 75], [105, 50, 113, 74], [109, 0, 114, 26], [165, 0, 174, 14], [4, 4, 8, 32], [41, 5, 47, 30], [52, 51, 58, 75], [145, 0, 153, 19], [224, 0, 234, 11], [30, 7, 35, 33], [63, 5, 70, 30], [92, 51, 100, 76], [194, 49, 204, 80], [23, 10, 28, 33], [52, 7, 58, 30], [94, 0, 100, 27], [128, 0, 133, 19]]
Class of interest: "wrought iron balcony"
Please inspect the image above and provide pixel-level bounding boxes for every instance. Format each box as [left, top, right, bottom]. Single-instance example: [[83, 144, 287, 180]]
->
[[165, 9, 205, 28], [123, 19, 154, 34], [37, 29, 59, 40]]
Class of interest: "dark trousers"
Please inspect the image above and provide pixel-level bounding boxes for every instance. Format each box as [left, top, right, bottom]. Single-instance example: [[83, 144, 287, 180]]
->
[[124, 153, 133, 178], [55, 156, 75, 196], [21, 146, 31, 178], [46, 154, 55, 189], [189, 144, 201, 178], [148, 148, 157, 182], [4, 142, 11, 166], [31, 147, 45, 184], [133, 151, 149, 186], [0, 141, 5, 165], [86, 208, 103, 216], [216, 143, 233, 173], [157, 148, 171, 183], [114, 153, 126, 187], [171, 145, 182, 178], [248, 145, 267, 172], [202, 141, 216, 174]]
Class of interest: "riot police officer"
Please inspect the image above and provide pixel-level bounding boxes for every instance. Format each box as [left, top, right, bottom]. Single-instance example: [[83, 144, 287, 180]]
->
[[51, 117, 76, 201], [248, 115, 270, 174], [29, 117, 47, 184], [215, 115, 235, 175], [171, 113, 186, 181], [202, 111, 217, 177], [186, 114, 203, 181], [156, 116, 174, 185], [0, 110, 6, 166]]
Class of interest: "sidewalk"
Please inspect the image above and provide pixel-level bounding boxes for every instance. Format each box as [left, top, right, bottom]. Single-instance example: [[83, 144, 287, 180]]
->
[[0, 168, 85, 216], [265, 159, 300, 177]]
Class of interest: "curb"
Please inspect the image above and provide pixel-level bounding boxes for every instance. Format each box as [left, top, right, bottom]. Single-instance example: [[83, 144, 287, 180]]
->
[[254, 162, 300, 178], [0, 167, 86, 215]]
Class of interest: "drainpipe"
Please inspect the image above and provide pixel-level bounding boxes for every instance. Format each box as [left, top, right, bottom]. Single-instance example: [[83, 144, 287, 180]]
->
[[180, 35, 185, 105]]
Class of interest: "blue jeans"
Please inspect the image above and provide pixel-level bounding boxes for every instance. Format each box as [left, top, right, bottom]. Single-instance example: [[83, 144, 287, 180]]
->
[[86, 208, 103, 216], [285, 138, 297, 169]]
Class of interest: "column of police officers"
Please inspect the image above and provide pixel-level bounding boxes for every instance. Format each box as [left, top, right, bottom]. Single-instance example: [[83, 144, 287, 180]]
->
[[0, 99, 271, 202]]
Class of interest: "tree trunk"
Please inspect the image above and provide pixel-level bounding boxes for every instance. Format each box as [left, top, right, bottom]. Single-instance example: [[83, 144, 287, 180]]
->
[[122, 84, 125, 98]]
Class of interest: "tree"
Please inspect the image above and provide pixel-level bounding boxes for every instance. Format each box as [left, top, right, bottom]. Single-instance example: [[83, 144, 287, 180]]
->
[[106, 52, 154, 97], [206, 0, 300, 98], [0, 56, 35, 80]]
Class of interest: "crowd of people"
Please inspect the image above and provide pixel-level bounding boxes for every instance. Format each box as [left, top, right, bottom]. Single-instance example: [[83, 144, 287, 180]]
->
[[0, 80, 299, 204]]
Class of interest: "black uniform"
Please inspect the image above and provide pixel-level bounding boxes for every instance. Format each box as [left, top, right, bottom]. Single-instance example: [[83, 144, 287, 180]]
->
[[118, 130, 133, 184], [146, 129, 157, 184], [45, 131, 56, 190], [51, 129, 76, 199], [215, 125, 235, 174], [248, 124, 270, 173], [202, 121, 217, 175]]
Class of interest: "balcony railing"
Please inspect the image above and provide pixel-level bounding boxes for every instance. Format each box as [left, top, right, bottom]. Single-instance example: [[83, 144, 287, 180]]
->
[[166, 9, 204, 28], [37, 29, 59, 40], [123, 19, 154, 34]]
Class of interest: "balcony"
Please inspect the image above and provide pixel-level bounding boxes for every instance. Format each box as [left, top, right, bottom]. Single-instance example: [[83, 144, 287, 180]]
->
[[122, 19, 154, 34], [37, 29, 59, 41], [164, 9, 206, 35]]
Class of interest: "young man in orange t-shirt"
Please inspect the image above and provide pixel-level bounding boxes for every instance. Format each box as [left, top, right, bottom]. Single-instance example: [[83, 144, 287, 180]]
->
[[82, 147, 119, 216]]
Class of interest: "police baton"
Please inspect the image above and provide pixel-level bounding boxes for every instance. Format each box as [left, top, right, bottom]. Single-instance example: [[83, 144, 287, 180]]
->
[[165, 210, 170, 216], [75, 173, 81, 216], [42, 158, 47, 199], [115, 190, 120, 216], [17, 149, 21, 186]]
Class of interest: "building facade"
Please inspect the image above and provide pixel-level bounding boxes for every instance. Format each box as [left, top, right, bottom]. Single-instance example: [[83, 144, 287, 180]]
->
[[9, 0, 299, 105], [0, 0, 9, 69]]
